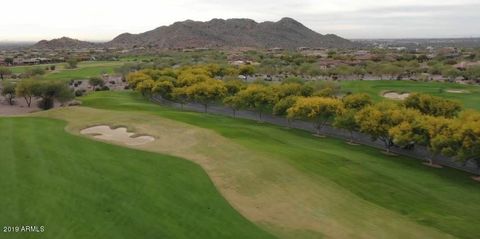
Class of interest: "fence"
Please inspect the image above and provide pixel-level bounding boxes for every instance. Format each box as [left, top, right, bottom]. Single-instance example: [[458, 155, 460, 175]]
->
[[151, 95, 480, 175]]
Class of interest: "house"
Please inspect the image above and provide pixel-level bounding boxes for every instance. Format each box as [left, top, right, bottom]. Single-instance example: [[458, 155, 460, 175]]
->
[[268, 47, 284, 53], [297, 47, 310, 51]]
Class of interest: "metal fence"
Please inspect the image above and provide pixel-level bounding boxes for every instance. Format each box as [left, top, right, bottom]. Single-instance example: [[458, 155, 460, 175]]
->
[[151, 95, 480, 175]]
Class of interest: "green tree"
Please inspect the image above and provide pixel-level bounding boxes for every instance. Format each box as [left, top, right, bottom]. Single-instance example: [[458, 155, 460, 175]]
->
[[239, 65, 255, 80], [32, 81, 74, 110], [66, 58, 78, 69], [15, 79, 38, 107], [27, 67, 46, 76], [0, 67, 12, 80], [333, 109, 359, 143], [1, 82, 16, 105], [223, 95, 243, 118], [89, 77, 104, 91]]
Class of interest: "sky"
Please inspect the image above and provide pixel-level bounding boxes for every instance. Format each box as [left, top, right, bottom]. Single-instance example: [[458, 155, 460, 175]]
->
[[1, 0, 479, 41]]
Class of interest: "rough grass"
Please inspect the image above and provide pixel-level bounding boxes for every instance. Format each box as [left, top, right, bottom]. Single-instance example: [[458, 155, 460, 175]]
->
[[35, 91, 480, 239], [0, 117, 275, 239], [340, 80, 480, 110]]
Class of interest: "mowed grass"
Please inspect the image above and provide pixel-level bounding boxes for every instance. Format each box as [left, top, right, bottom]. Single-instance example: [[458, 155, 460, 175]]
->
[[8, 61, 123, 80], [79, 91, 480, 239], [340, 80, 480, 110], [0, 117, 274, 239], [44, 61, 123, 81]]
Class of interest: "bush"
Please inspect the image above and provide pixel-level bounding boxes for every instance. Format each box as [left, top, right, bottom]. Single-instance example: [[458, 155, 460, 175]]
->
[[75, 90, 84, 97], [38, 98, 54, 110]]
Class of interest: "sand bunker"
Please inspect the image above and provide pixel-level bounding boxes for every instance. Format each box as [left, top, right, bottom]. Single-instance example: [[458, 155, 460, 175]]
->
[[383, 91, 410, 100], [446, 89, 468, 94], [80, 125, 155, 146]]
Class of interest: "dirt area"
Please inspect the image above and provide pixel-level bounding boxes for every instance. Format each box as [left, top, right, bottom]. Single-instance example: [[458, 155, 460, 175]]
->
[[0, 96, 42, 115], [473, 176, 480, 182], [446, 89, 469, 94], [71, 76, 127, 93], [383, 91, 410, 100], [80, 125, 155, 146]]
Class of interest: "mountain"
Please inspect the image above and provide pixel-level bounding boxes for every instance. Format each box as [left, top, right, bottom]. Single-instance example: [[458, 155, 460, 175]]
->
[[33, 37, 97, 49], [108, 18, 357, 49]]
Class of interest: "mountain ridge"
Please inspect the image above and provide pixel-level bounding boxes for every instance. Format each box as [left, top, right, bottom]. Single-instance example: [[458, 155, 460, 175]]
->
[[33, 18, 358, 49]]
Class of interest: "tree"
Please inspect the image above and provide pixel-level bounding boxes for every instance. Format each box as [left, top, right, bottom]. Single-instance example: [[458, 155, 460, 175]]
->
[[422, 116, 457, 165], [273, 96, 299, 127], [273, 96, 299, 116], [465, 66, 480, 81], [126, 72, 153, 89], [224, 79, 245, 96], [4, 58, 14, 65], [333, 109, 359, 143], [0, 67, 12, 80], [66, 58, 78, 69], [27, 67, 46, 76], [355, 102, 417, 153], [1, 82, 16, 105], [223, 95, 243, 118], [404, 93, 462, 118], [273, 83, 303, 99], [172, 87, 189, 110], [342, 93, 372, 111], [185, 79, 227, 112], [442, 67, 460, 82], [135, 79, 155, 96], [32, 81, 74, 110], [152, 80, 175, 99], [176, 71, 209, 87], [309, 81, 341, 98], [287, 96, 344, 135], [15, 79, 37, 107], [88, 77, 104, 91], [453, 111, 480, 163], [234, 84, 275, 120], [239, 65, 255, 80]]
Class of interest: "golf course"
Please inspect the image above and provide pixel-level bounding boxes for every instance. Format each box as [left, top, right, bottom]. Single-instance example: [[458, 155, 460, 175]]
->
[[1, 90, 479, 238], [341, 80, 480, 110]]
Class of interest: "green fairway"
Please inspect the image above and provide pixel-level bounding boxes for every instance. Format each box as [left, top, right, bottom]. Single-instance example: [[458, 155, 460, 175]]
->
[[340, 80, 480, 110], [0, 117, 274, 239], [8, 61, 123, 80], [74, 91, 480, 239], [44, 61, 123, 81]]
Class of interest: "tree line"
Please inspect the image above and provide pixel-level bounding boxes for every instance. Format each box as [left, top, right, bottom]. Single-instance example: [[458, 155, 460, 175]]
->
[[126, 64, 480, 168], [1, 80, 74, 109]]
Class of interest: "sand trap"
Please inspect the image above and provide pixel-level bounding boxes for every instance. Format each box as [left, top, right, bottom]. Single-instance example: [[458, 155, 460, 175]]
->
[[383, 91, 410, 100], [80, 125, 155, 146], [446, 89, 469, 94]]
